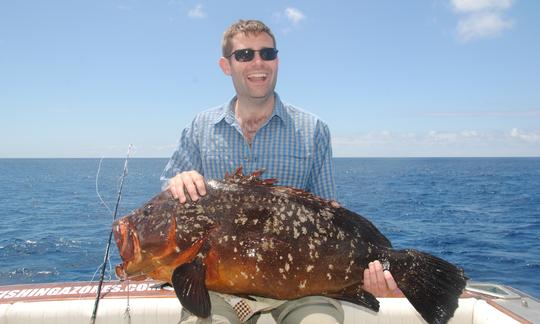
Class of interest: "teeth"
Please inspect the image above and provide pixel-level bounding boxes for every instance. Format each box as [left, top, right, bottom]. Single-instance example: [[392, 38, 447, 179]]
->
[[248, 73, 267, 78]]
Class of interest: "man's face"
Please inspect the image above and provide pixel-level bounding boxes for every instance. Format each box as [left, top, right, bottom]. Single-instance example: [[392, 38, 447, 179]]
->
[[220, 32, 278, 104]]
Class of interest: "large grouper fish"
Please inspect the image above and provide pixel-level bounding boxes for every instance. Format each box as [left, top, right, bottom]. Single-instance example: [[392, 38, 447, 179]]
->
[[113, 167, 467, 324]]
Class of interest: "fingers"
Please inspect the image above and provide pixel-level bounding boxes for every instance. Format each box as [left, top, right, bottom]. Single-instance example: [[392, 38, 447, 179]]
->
[[363, 268, 372, 293], [373, 260, 386, 293], [330, 200, 341, 208], [362, 260, 403, 297], [383, 270, 404, 297], [384, 270, 398, 292], [167, 171, 206, 203]]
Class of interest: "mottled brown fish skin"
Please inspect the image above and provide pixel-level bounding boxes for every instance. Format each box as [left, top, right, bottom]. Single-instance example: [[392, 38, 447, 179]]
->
[[113, 169, 466, 324]]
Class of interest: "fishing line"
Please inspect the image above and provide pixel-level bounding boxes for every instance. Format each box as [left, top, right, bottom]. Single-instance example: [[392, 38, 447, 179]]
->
[[123, 279, 132, 324], [90, 144, 133, 324], [95, 157, 113, 216]]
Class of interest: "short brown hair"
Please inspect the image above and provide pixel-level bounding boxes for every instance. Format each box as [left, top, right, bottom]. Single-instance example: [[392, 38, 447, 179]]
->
[[222, 20, 276, 57]]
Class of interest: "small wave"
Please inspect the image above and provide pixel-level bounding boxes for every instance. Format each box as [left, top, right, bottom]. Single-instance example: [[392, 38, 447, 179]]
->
[[0, 267, 59, 283]]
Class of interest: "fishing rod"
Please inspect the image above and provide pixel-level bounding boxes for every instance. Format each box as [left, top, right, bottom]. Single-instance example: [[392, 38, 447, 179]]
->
[[90, 145, 133, 324]]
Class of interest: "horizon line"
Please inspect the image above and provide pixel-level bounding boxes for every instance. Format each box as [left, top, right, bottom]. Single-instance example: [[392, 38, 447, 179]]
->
[[1, 156, 539, 159]]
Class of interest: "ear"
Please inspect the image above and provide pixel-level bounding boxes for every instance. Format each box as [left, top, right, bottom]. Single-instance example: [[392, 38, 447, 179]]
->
[[219, 57, 231, 75]]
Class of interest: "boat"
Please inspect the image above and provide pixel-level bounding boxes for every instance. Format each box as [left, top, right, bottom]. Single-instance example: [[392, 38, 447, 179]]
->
[[0, 280, 538, 323]]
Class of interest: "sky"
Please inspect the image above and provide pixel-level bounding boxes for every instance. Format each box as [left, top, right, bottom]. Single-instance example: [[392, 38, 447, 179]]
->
[[1, 0, 539, 158]]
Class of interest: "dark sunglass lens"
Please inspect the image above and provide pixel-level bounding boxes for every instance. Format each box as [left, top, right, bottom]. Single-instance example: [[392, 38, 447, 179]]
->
[[260, 48, 278, 60], [234, 49, 255, 62]]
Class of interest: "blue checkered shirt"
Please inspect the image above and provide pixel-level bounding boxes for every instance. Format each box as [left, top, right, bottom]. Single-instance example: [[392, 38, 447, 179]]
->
[[161, 93, 336, 200]]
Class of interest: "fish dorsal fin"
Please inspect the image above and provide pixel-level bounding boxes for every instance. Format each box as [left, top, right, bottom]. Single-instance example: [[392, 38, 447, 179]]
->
[[224, 166, 277, 186], [171, 257, 211, 318], [274, 186, 328, 202], [224, 166, 331, 206]]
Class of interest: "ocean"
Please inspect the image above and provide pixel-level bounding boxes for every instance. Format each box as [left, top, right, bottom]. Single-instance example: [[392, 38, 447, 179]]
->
[[0, 158, 538, 298]]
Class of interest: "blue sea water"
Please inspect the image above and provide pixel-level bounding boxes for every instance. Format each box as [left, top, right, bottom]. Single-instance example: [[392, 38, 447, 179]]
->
[[0, 158, 539, 298]]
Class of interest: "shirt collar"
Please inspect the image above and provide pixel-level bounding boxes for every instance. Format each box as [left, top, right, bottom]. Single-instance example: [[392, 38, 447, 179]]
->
[[212, 92, 286, 125]]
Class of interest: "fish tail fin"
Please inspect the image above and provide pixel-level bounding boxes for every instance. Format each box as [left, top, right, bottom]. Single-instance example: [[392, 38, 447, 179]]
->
[[386, 249, 467, 324]]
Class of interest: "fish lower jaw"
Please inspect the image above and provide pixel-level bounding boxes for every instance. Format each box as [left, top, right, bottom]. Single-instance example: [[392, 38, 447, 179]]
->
[[115, 264, 127, 280]]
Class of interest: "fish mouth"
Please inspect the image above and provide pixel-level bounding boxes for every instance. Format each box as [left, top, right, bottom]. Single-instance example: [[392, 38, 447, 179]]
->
[[113, 218, 141, 267]]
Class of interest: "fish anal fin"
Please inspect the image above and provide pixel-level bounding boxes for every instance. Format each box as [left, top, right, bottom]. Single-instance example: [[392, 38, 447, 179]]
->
[[172, 257, 211, 318], [327, 285, 379, 312]]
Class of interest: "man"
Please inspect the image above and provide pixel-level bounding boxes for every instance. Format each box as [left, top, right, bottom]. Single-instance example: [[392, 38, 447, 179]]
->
[[162, 19, 399, 324]]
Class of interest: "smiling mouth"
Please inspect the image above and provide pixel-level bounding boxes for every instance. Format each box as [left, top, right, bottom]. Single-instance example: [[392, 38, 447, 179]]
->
[[247, 73, 268, 82]]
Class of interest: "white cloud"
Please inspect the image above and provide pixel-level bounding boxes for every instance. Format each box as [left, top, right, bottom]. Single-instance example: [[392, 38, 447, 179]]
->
[[457, 12, 513, 41], [510, 128, 540, 143], [450, 0, 514, 42], [332, 129, 540, 157], [285, 7, 306, 24], [451, 0, 514, 12], [419, 110, 540, 118], [188, 4, 206, 19]]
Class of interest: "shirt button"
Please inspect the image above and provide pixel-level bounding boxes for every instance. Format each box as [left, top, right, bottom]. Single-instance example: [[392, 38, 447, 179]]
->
[[244, 156, 250, 162]]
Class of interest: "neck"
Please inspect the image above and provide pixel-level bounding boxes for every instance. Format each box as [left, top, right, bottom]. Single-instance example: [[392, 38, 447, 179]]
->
[[234, 94, 275, 146], [234, 93, 275, 122]]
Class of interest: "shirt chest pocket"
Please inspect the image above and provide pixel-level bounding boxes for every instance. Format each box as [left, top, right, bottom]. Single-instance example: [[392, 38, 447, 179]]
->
[[257, 152, 312, 189]]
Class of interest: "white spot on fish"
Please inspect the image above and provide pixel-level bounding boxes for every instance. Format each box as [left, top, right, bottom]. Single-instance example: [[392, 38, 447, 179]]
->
[[298, 280, 307, 289], [306, 265, 314, 272], [293, 227, 300, 239]]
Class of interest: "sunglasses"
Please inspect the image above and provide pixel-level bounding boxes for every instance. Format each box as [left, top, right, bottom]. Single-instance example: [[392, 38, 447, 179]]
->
[[226, 48, 279, 62]]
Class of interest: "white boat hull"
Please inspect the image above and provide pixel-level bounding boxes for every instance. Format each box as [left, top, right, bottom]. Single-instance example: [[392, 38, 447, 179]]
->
[[0, 280, 536, 323]]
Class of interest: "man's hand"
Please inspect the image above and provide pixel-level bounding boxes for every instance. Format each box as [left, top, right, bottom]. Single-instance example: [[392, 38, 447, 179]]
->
[[167, 170, 206, 203], [362, 260, 403, 297]]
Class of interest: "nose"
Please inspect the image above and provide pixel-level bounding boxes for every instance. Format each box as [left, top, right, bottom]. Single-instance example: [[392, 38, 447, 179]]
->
[[249, 51, 267, 65]]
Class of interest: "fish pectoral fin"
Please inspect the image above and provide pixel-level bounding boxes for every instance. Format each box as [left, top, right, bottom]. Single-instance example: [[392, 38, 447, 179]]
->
[[328, 285, 379, 312], [171, 258, 211, 318]]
